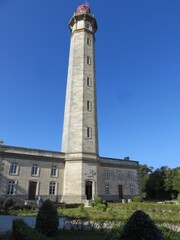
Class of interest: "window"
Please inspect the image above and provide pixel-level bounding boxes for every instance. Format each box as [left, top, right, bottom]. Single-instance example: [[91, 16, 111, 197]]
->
[[31, 164, 39, 176], [87, 38, 91, 46], [105, 184, 109, 195], [87, 127, 92, 138], [130, 185, 134, 195], [51, 166, 57, 177], [117, 171, 122, 181], [7, 180, 16, 195], [87, 77, 92, 87], [9, 162, 18, 175], [105, 170, 109, 179], [87, 100, 92, 111], [49, 182, 56, 195], [87, 56, 91, 65], [130, 172, 134, 182], [85, 22, 90, 29]]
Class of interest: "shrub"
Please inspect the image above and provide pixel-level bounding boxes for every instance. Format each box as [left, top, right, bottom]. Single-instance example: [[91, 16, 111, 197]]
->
[[159, 226, 180, 240], [35, 199, 59, 237], [94, 197, 103, 206], [119, 210, 164, 240], [3, 197, 14, 210], [96, 203, 107, 212], [133, 196, 142, 203], [177, 193, 180, 203], [12, 219, 47, 240], [105, 224, 124, 240]]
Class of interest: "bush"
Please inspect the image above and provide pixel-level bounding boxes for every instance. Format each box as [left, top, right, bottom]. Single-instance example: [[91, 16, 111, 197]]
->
[[35, 199, 59, 237], [119, 210, 164, 240], [159, 226, 180, 240], [12, 219, 47, 240], [105, 224, 124, 240], [177, 193, 180, 203], [94, 197, 103, 206], [96, 203, 107, 212], [133, 196, 142, 203], [3, 197, 14, 210]]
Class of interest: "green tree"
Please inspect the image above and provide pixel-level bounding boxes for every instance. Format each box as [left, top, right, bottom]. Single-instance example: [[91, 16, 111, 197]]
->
[[139, 164, 153, 194], [146, 166, 170, 200], [172, 168, 180, 193]]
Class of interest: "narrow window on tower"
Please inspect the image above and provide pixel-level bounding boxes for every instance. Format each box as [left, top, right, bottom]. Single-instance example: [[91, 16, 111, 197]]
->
[[87, 38, 91, 46], [130, 185, 134, 195], [87, 77, 92, 87], [87, 100, 92, 111], [87, 56, 91, 65], [87, 127, 92, 138]]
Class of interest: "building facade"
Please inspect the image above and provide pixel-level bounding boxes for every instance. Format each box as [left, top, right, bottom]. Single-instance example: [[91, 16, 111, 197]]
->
[[0, 5, 141, 205]]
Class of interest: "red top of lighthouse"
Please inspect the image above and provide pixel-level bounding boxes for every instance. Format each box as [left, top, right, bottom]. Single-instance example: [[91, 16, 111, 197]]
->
[[76, 4, 91, 14]]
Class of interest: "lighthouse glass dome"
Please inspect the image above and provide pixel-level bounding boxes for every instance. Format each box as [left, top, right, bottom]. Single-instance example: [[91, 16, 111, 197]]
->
[[76, 4, 90, 14]]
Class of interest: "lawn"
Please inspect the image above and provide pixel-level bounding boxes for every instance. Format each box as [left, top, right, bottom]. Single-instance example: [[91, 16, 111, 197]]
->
[[7, 202, 180, 224]]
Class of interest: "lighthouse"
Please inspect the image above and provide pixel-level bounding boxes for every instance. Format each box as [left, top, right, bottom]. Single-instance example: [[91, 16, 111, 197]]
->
[[61, 4, 99, 203]]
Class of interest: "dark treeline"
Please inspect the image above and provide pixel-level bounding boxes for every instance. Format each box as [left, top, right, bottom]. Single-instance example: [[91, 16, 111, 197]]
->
[[139, 164, 180, 200]]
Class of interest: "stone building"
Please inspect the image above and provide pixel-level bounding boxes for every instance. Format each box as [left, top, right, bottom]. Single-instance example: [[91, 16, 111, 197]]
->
[[0, 4, 141, 205]]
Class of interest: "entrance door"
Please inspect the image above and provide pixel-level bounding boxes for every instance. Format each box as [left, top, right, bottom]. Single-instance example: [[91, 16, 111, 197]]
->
[[118, 185, 123, 199], [28, 181, 37, 200], [86, 181, 92, 200]]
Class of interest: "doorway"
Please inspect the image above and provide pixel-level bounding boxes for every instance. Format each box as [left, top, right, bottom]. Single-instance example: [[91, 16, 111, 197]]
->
[[28, 181, 37, 200], [86, 181, 92, 200], [118, 185, 123, 199]]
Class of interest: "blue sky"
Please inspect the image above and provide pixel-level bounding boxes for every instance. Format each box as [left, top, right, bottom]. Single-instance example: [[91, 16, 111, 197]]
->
[[0, 0, 180, 170]]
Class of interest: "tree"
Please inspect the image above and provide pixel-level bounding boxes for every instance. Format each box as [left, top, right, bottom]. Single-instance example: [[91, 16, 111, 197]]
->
[[139, 164, 153, 194], [172, 168, 180, 193], [35, 199, 59, 237], [146, 166, 171, 200]]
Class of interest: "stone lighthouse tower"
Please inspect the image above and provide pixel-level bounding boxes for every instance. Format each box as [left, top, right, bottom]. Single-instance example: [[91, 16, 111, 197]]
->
[[61, 4, 99, 203]]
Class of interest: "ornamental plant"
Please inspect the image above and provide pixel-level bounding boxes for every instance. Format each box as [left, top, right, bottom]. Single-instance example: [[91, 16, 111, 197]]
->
[[35, 199, 59, 237], [119, 210, 164, 240]]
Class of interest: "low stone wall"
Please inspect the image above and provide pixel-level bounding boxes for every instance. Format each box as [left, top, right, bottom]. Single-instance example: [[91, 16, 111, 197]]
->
[[62, 219, 115, 231], [62, 219, 180, 233], [0, 215, 179, 233]]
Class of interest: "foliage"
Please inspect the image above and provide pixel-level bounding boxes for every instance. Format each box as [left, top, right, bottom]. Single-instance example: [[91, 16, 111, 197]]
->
[[3, 197, 14, 210], [118, 210, 164, 240], [133, 196, 142, 202], [172, 168, 180, 193], [12, 219, 48, 240], [159, 226, 180, 240], [35, 199, 59, 237], [96, 203, 107, 211], [104, 224, 124, 240], [177, 193, 180, 203], [94, 197, 103, 206]]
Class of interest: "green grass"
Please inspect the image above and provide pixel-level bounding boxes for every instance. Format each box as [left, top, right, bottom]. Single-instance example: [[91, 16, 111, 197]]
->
[[7, 202, 180, 224]]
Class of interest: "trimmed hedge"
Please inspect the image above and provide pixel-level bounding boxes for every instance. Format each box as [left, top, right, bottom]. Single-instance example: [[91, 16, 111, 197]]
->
[[12, 219, 48, 240], [119, 210, 164, 240], [35, 199, 59, 237]]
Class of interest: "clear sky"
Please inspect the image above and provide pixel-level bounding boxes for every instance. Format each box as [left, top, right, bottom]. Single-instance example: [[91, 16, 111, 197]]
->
[[0, 0, 180, 170]]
